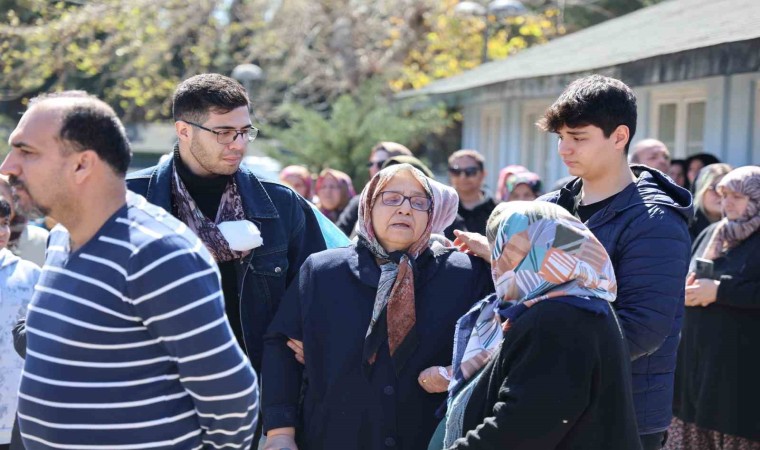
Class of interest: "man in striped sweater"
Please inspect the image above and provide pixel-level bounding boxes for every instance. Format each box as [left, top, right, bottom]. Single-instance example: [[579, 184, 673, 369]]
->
[[2, 91, 258, 449]]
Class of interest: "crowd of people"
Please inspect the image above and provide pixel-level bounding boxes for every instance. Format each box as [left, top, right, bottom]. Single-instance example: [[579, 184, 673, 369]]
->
[[0, 71, 755, 450]]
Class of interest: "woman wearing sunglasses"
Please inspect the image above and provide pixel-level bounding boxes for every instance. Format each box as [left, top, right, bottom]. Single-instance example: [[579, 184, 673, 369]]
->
[[261, 164, 493, 450]]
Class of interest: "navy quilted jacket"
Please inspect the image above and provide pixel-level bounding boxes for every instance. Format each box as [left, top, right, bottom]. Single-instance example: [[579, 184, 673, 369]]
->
[[540, 165, 692, 434]]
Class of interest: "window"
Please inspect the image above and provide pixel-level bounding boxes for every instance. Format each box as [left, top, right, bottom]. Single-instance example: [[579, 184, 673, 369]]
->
[[480, 106, 503, 190], [521, 104, 549, 182], [651, 88, 707, 158]]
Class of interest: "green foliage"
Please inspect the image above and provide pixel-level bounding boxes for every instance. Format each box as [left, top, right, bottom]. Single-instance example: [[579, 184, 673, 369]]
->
[[266, 82, 451, 187]]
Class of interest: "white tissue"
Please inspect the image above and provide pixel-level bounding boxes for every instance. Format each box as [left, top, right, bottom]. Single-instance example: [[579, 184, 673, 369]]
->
[[217, 220, 263, 252]]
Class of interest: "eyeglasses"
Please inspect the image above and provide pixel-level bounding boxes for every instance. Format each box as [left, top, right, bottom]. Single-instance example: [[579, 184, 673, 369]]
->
[[182, 120, 258, 144], [379, 191, 431, 211], [367, 160, 387, 169], [448, 166, 481, 177]]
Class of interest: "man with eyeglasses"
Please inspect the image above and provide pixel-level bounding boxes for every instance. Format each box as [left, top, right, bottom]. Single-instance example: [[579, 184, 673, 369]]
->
[[447, 149, 496, 238], [126, 74, 328, 389]]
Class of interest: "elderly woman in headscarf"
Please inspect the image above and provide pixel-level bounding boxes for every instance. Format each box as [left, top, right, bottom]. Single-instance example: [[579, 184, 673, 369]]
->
[[668, 166, 760, 450], [261, 164, 493, 450], [315, 168, 355, 223], [689, 163, 732, 240], [430, 201, 641, 450]]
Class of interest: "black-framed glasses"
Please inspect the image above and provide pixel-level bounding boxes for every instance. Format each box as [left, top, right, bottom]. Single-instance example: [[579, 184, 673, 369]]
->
[[367, 160, 387, 169], [448, 166, 481, 177], [379, 191, 431, 211], [182, 120, 258, 144]]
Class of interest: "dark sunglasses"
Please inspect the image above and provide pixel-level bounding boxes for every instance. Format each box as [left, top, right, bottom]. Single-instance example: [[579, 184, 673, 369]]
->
[[448, 166, 481, 177]]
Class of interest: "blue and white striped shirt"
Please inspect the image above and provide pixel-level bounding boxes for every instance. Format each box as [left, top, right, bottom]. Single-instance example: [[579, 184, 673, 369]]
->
[[18, 192, 258, 450]]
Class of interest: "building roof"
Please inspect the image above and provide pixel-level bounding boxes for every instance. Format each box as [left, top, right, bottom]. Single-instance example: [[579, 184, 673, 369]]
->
[[407, 0, 760, 96]]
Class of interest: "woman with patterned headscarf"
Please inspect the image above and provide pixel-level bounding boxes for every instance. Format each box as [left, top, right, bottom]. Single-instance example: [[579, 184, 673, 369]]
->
[[668, 166, 760, 450], [261, 164, 493, 450], [429, 201, 640, 450]]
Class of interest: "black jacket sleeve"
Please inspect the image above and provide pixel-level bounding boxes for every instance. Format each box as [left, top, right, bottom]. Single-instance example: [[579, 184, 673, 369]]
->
[[13, 318, 26, 359], [286, 193, 328, 284], [614, 206, 690, 361], [262, 257, 311, 433], [449, 307, 597, 450]]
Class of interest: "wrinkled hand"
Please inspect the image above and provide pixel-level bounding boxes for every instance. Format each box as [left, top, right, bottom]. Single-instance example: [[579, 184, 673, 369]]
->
[[453, 230, 491, 263], [417, 366, 451, 393], [263, 433, 298, 450], [287, 339, 304, 365], [685, 277, 719, 307]]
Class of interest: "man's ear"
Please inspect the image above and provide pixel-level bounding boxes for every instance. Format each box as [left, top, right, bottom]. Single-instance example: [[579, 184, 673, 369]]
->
[[72, 150, 98, 184], [613, 125, 630, 152], [175, 120, 192, 143]]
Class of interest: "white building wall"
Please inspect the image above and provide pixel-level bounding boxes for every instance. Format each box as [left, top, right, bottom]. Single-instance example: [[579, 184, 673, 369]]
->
[[463, 72, 759, 196]]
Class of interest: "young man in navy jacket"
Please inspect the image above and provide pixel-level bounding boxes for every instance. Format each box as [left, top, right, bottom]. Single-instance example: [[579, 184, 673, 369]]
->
[[538, 75, 692, 450]]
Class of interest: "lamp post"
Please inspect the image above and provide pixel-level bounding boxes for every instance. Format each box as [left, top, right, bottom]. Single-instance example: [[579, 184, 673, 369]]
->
[[454, 0, 527, 63], [231, 63, 265, 122]]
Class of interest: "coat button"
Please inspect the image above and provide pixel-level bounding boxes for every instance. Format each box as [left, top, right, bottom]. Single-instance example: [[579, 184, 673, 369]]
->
[[384, 437, 396, 447], [274, 266, 282, 273], [383, 386, 394, 396]]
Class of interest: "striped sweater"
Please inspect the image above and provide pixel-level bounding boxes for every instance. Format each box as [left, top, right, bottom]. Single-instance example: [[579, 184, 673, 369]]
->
[[18, 192, 258, 450]]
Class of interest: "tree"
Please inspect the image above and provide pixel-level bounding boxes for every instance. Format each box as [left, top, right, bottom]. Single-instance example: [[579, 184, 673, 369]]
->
[[390, 0, 562, 92], [266, 81, 450, 187], [1, 0, 238, 121]]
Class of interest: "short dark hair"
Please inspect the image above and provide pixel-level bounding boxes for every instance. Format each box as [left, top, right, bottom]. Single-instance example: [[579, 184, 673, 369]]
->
[[172, 74, 250, 123], [29, 91, 132, 175], [448, 149, 485, 170], [0, 197, 12, 219], [538, 75, 638, 152]]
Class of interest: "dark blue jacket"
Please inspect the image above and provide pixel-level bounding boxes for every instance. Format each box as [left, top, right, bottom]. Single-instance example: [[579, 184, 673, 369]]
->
[[126, 158, 327, 372], [539, 165, 692, 434], [262, 244, 493, 450]]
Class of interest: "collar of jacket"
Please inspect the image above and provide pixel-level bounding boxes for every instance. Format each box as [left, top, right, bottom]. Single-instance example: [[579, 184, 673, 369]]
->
[[143, 155, 280, 220], [347, 243, 449, 289]]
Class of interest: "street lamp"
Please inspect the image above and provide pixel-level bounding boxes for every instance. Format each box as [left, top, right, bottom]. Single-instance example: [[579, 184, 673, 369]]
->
[[231, 63, 265, 123], [454, 0, 528, 63], [231, 63, 265, 100]]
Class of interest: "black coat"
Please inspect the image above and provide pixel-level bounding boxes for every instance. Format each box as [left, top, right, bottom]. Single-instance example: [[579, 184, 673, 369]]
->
[[674, 224, 760, 441], [262, 244, 493, 450], [456, 196, 497, 237], [449, 299, 642, 450]]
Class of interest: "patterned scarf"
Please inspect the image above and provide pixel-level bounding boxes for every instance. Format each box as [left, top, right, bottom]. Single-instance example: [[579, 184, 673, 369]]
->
[[171, 163, 251, 262], [357, 164, 459, 376], [443, 201, 617, 446], [702, 166, 760, 260]]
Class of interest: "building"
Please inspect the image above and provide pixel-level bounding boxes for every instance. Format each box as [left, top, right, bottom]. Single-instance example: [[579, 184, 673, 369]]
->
[[404, 0, 760, 189]]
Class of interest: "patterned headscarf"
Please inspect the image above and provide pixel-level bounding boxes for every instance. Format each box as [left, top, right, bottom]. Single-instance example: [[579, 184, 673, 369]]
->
[[443, 201, 618, 447], [496, 165, 528, 202], [702, 166, 760, 260], [449, 201, 617, 395], [357, 163, 458, 375], [316, 169, 356, 221]]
